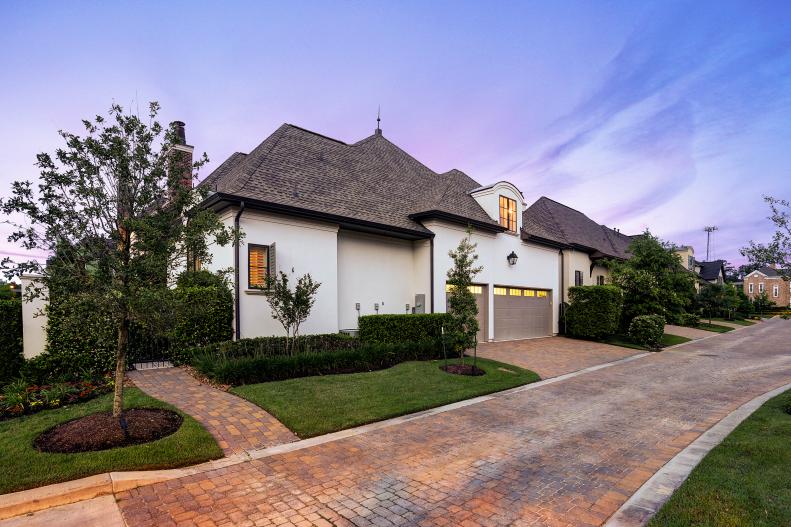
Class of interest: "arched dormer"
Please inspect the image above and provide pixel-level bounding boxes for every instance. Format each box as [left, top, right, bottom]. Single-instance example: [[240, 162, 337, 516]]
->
[[468, 181, 526, 234]]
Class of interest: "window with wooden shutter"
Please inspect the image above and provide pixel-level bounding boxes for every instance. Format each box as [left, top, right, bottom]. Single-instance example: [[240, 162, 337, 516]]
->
[[248, 244, 269, 288]]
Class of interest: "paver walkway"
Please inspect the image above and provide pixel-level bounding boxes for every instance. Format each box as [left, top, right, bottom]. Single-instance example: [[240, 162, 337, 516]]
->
[[663, 324, 714, 340], [114, 320, 791, 526], [128, 368, 297, 455], [477, 336, 639, 379]]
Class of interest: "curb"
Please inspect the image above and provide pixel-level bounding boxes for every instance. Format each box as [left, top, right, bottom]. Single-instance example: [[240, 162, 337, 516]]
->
[[604, 380, 791, 527]]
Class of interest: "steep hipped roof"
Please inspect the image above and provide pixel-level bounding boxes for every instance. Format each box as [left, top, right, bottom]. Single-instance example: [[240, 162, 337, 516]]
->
[[695, 259, 726, 281], [521, 196, 634, 258], [200, 124, 501, 235]]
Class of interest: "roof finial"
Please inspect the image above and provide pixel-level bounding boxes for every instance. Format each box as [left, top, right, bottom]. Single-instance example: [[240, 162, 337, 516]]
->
[[375, 105, 382, 135]]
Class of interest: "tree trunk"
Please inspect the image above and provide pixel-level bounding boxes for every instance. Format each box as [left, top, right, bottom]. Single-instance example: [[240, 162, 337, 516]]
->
[[112, 316, 130, 418]]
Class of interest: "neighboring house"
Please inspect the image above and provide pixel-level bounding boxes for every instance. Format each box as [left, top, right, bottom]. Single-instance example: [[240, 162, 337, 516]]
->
[[693, 259, 725, 285], [197, 123, 562, 342], [675, 246, 696, 273], [521, 197, 634, 302], [744, 266, 790, 306]]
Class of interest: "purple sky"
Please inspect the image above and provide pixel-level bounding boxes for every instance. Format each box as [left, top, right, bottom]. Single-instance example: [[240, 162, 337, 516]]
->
[[2, 1, 790, 268]]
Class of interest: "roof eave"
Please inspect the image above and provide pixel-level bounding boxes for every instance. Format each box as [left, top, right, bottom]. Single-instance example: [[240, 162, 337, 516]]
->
[[409, 210, 506, 234], [202, 192, 434, 241]]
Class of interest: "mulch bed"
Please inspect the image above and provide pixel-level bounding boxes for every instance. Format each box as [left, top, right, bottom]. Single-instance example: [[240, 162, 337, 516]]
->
[[440, 364, 486, 376], [34, 408, 183, 453]]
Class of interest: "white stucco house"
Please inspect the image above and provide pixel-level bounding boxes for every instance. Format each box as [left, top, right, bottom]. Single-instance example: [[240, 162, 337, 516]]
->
[[19, 121, 639, 356], [193, 122, 568, 342]]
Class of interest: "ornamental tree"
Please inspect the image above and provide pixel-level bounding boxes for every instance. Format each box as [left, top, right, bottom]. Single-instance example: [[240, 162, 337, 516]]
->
[[0, 103, 236, 417], [445, 229, 483, 365], [263, 272, 321, 355]]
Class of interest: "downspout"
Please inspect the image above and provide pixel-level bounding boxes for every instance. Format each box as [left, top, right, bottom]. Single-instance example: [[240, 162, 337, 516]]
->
[[233, 201, 246, 340], [429, 237, 435, 313], [559, 248, 565, 335]]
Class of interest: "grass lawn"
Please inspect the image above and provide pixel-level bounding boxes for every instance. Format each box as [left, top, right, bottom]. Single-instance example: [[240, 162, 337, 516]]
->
[[710, 317, 755, 326], [232, 358, 540, 438], [696, 322, 735, 333], [604, 333, 692, 351], [648, 389, 791, 527], [0, 388, 222, 495]]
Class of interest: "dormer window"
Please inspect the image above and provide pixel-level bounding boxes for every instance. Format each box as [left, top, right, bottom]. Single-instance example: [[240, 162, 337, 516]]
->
[[499, 195, 517, 233]]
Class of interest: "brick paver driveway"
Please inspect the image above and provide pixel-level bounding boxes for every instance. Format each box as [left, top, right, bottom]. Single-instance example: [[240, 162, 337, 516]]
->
[[477, 336, 639, 379], [118, 320, 791, 527]]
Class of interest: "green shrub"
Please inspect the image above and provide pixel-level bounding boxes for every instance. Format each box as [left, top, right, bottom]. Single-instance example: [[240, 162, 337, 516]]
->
[[564, 286, 623, 340], [358, 314, 452, 344], [678, 312, 700, 327], [173, 333, 359, 366], [193, 339, 443, 385], [170, 286, 233, 350], [0, 299, 23, 386], [628, 315, 666, 349], [175, 270, 229, 289]]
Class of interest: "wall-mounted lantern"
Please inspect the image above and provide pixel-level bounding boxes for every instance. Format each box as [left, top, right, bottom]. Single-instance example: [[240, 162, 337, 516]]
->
[[507, 251, 518, 266]]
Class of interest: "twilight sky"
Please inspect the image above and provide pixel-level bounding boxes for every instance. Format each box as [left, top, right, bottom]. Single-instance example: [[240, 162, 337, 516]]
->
[[2, 0, 790, 267]]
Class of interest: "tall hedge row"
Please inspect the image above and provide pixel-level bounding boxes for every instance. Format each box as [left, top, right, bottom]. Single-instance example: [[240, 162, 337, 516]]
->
[[0, 299, 23, 385], [171, 286, 233, 350], [358, 313, 452, 344], [564, 285, 623, 340]]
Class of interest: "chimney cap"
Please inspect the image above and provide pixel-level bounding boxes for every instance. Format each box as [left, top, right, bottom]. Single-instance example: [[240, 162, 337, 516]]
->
[[172, 121, 186, 145]]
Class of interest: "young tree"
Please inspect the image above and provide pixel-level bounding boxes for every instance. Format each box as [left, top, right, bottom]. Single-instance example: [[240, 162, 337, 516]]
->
[[445, 229, 483, 367], [263, 272, 321, 355], [697, 283, 725, 324], [752, 292, 775, 317], [0, 103, 236, 418], [741, 196, 791, 277]]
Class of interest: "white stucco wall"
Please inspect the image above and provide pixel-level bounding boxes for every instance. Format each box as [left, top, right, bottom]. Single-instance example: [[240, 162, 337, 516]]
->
[[424, 220, 561, 338], [562, 250, 611, 301], [230, 209, 340, 338], [337, 231, 427, 331], [20, 275, 47, 359]]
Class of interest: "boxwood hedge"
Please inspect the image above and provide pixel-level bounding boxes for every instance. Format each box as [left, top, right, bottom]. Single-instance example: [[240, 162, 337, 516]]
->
[[564, 285, 623, 340], [0, 299, 23, 385], [358, 313, 451, 344]]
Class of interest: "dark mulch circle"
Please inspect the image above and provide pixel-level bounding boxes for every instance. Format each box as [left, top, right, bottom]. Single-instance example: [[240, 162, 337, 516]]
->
[[440, 364, 486, 376], [34, 408, 183, 453]]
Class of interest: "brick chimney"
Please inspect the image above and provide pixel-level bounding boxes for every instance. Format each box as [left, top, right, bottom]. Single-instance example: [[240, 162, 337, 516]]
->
[[170, 121, 194, 190]]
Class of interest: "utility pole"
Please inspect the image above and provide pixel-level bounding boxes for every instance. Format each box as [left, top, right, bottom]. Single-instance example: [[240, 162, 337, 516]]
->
[[704, 226, 718, 260]]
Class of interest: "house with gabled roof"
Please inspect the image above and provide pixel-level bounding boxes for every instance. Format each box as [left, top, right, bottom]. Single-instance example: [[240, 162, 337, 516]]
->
[[521, 197, 635, 302], [744, 266, 790, 306], [194, 122, 564, 342]]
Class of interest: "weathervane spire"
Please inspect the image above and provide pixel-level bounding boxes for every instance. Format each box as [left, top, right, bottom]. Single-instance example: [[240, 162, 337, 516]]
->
[[375, 105, 382, 135]]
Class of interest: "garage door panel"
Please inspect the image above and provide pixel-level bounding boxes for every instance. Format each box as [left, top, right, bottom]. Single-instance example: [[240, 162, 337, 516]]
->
[[493, 287, 551, 341]]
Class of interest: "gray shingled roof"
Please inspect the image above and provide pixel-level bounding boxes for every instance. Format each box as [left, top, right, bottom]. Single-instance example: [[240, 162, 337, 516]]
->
[[695, 260, 725, 281], [200, 124, 500, 234], [521, 197, 634, 258], [754, 265, 789, 277]]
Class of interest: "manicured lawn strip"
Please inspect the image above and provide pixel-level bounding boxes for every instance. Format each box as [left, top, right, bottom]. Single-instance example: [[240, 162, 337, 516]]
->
[[696, 322, 734, 333], [0, 388, 222, 495], [710, 318, 754, 326], [232, 358, 540, 438], [603, 333, 691, 351], [648, 389, 791, 527]]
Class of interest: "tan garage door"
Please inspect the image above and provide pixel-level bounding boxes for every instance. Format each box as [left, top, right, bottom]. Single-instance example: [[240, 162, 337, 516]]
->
[[493, 286, 552, 340], [445, 284, 488, 343]]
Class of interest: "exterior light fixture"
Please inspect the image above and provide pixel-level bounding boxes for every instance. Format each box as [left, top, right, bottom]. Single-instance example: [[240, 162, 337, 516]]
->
[[507, 251, 518, 265]]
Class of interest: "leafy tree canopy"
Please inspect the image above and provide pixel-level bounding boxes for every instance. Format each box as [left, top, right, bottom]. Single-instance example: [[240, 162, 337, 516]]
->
[[741, 196, 791, 278]]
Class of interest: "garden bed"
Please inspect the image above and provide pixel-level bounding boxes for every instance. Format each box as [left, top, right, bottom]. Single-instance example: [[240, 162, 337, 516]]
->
[[34, 408, 182, 453], [231, 358, 539, 438]]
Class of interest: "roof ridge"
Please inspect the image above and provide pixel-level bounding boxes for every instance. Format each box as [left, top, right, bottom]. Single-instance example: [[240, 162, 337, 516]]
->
[[538, 198, 569, 242], [284, 123, 348, 145], [224, 125, 290, 194]]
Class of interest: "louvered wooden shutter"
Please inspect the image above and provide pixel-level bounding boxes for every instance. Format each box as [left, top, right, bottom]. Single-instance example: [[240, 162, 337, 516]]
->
[[248, 245, 268, 288], [267, 242, 276, 283]]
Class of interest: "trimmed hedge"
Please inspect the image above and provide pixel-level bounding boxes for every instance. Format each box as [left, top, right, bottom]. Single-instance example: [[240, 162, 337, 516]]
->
[[564, 286, 623, 340], [358, 313, 452, 344], [172, 333, 359, 366], [629, 314, 665, 349], [0, 300, 23, 386], [193, 338, 444, 385], [171, 286, 233, 350], [678, 312, 700, 327]]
